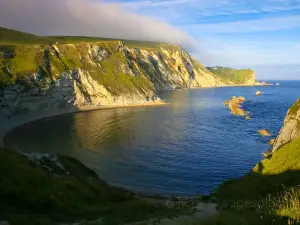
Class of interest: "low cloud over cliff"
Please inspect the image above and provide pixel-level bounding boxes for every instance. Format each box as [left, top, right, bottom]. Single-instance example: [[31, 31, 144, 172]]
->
[[0, 0, 197, 50]]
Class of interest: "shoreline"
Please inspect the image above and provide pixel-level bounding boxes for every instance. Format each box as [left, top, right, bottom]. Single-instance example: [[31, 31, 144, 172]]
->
[[0, 83, 273, 147], [0, 100, 167, 147], [0, 83, 275, 201]]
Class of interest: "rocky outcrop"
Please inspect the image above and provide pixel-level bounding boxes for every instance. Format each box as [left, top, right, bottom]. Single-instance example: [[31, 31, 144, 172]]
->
[[224, 96, 248, 117], [272, 99, 300, 153], [258, 129, 271, 137], [256, 91, 263, 96], [0, 42, 228, 120], [0, 68, 158, 118], [268, 139, 276, 146]]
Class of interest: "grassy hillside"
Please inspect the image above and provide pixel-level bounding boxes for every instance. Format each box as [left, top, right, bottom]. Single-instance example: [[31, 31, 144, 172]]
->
[[0, 27, 51, 44], [204, 137, 300, 224], [0, 27, 166, 47], [207, 67, 255, 84], [0, 148, 180, 225], [0, 27, 181, 90]]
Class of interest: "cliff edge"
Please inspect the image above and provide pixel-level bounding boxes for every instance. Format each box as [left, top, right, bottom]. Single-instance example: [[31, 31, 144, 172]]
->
[[0, 27, 231, 120], [272, 98, 300, 153], [207, 66, 258, 85]]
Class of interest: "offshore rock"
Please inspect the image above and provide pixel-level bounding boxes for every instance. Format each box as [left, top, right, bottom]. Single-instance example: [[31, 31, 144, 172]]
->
[[258, 129, 271, 137], [224, 96, 248, 117]]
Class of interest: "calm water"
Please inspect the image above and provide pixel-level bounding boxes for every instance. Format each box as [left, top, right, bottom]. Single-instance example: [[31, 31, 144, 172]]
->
[[5, 81, 300, 196]]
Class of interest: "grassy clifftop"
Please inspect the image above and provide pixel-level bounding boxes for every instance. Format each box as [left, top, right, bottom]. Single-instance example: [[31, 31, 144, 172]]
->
[[207, 67, 255, 85], [207, 136, 300, 224], [0, 148, 179, 225], [0, 27, 221, 94], [0, 27, 167, 47], [0, 27, 51, 44]]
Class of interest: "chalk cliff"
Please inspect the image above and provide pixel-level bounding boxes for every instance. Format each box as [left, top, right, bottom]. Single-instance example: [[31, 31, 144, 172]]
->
[[0, 27, 263, 121], [0, 41, 228, 118], [272, 98, 300, 153]]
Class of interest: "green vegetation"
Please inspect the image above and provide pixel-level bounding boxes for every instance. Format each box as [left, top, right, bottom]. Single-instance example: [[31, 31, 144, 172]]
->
[[0, 148, 181, 225], [0, 27, 160, 94], [0, 27, 51, 44], [123, 40, 167, 49], [203, 137, 300, 224], [288, 99, 300, 118], [0, 27, 166, 48], [207, 67, 254, 84]]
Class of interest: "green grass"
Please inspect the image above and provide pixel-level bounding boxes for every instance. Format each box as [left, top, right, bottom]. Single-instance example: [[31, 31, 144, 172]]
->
[[0, 26, 168, 48], [0, 148, 180, 225], [0, 41, 155, 95], [288, 98, 300, 118], [205, 137, 300, 225], [214, 136, 300, 201], [0, 27, 165, 94], [0, 27, 51, 44], [123, 40, 168, 49], [207, 67, 254, 84]]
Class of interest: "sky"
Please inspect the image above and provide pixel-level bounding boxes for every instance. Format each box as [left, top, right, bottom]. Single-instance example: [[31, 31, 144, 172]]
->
[[0, 0, 299, 80]]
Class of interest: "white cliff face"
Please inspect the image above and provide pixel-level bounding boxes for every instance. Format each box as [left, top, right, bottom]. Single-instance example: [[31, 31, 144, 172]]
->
[[0, 41, 226, 120], [272, 99, 300, 153], [0, 69, 157, 118]]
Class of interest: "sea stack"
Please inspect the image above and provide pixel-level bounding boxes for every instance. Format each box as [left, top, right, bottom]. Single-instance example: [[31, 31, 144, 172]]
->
[[256, 91, 263, 96]]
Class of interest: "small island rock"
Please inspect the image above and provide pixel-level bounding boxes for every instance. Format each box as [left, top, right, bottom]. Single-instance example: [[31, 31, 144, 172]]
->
[[258, 129, 271, 137], [224, 96, 248, 117], [256, 91, 263, 96]]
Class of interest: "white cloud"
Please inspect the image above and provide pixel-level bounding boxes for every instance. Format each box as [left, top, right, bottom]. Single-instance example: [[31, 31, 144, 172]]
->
[[184, 15, 300, 34], [194, 38, 300, 67], [0, 0, 198, 50], [122, 0, 300, 18]]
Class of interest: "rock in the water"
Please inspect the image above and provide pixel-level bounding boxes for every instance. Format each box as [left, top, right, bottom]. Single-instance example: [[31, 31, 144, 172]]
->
[[258, 129, 271, 137], [224, 96, 248, 117], [268, 139, 276, 146], [256, 91, 263, 96]]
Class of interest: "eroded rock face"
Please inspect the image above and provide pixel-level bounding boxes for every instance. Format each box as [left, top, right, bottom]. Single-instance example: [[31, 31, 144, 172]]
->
[[0, 42, 227, 120], [0, 68, 158, 119], [272, 99, 300, 153], [22, 152, 70, 176]]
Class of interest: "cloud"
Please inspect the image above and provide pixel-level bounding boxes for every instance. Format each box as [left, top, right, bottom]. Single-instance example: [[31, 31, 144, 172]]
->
[[184, 15, 300, 34], [195, 38, 300, 67], [0, 0, 198, 51], [123, 0, 300, 17]]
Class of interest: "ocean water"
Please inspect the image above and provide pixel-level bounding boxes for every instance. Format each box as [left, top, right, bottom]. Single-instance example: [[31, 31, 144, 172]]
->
[[5, 81, 300, 196]]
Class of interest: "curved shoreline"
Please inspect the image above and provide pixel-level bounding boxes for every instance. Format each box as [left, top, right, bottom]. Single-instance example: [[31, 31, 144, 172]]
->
[[0, 83, 272, 147], [0, 101, 167, 147], [0, 83, 274, 201]]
